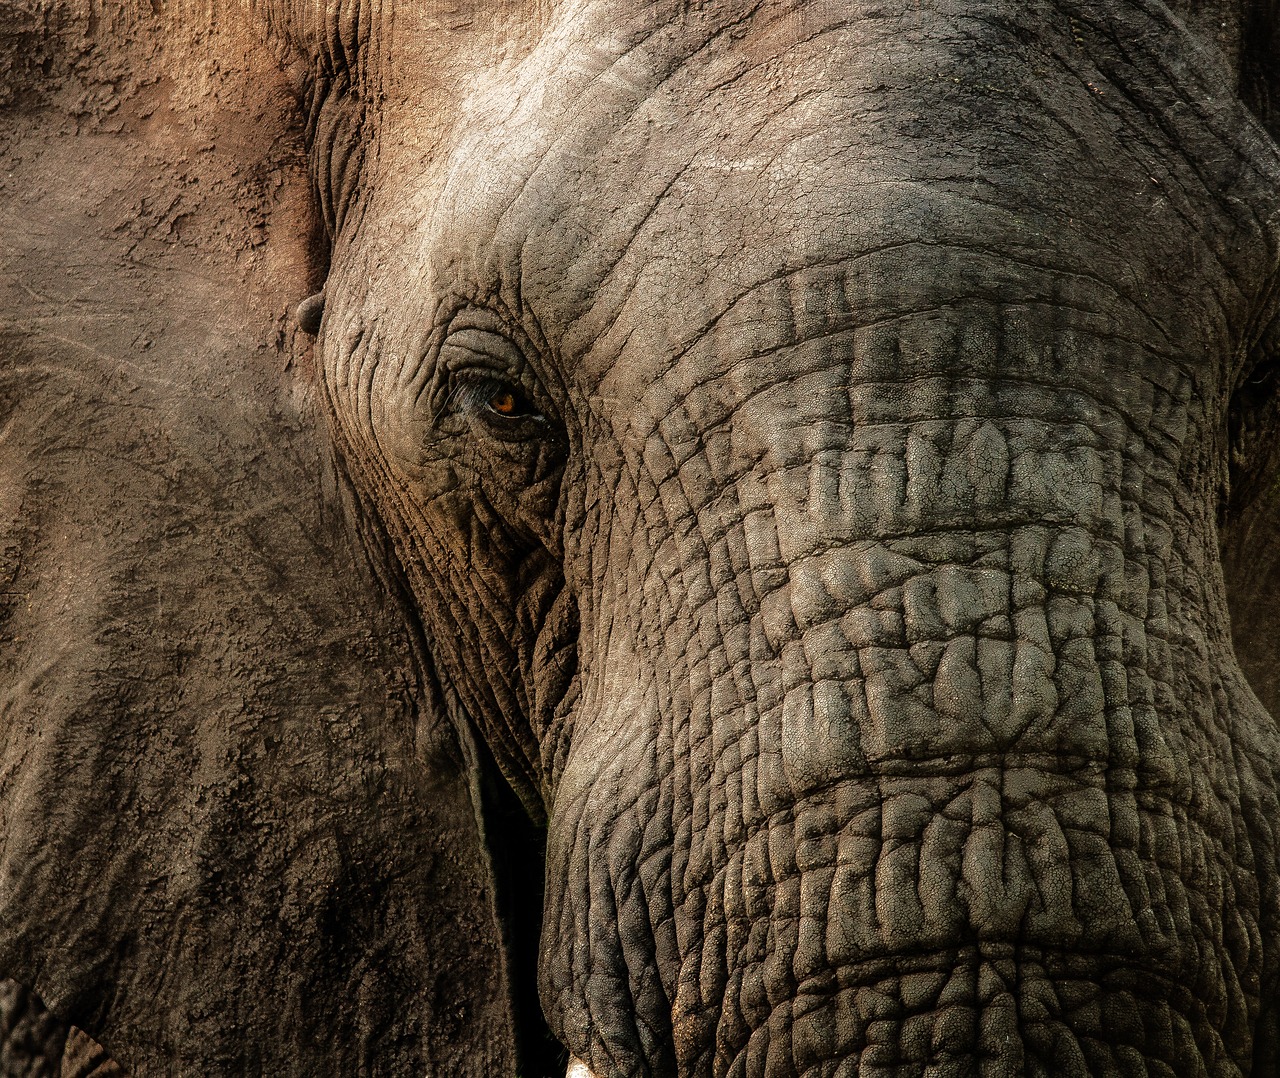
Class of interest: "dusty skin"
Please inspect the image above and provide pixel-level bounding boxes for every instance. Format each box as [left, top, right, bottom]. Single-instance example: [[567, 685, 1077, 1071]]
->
[[3, 2, 1280, 1076]]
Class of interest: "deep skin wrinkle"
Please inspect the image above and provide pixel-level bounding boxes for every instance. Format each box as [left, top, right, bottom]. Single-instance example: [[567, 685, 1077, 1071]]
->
[[311, 1, 1280, 1073]]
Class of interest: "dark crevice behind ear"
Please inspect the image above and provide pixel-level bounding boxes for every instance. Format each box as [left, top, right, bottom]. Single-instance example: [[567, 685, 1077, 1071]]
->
[[1222, 330, 1280, 718], [1226, 322, 1280, 517], [297, 289, 326, 335], [461, 719, 567, 1078], [1241, 0, 1280, 138], [1163, 0, 1280, 141]]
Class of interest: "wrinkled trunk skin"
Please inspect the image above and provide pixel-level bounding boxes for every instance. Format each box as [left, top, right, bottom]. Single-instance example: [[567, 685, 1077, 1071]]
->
[[311, 0, 1280, 1075], [547, 311, 1279, 1074]]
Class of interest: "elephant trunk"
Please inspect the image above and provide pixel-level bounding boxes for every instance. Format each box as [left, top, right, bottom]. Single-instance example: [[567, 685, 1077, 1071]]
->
[[541, 307, 1279, 1075]]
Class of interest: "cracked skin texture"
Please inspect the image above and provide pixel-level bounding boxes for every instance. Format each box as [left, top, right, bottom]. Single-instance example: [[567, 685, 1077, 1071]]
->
[[4, 0, 1280, 1075], [308, 0, 1280, 1074]]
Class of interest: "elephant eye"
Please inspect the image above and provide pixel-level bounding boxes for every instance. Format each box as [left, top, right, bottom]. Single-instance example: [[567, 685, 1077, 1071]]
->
[[448, 375, 545, 426], [437, 323, 552, 434], [486, 385, 536, 419]]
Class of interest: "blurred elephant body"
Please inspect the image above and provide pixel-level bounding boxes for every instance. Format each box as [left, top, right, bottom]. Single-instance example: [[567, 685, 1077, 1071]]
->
[[0, 5, 527, 1074]]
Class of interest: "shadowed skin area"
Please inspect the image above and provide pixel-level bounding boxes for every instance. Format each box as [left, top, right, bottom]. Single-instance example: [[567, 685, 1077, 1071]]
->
[[312, 1, 1280, 1074]]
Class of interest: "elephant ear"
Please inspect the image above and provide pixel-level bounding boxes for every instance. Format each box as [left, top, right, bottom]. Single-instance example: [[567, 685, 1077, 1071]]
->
[[0, 5, 523, 1074]]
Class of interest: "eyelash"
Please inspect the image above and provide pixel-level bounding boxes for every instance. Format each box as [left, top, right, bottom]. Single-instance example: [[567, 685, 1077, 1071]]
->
[[446, 374, 540, 421]]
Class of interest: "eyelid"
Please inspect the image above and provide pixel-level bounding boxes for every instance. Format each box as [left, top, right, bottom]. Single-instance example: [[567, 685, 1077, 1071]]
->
[[439, 328, 525, 372], [433, 321, 553, 428]]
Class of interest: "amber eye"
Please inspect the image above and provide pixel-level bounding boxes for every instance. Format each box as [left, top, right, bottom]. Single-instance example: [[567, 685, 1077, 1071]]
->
[[446, 374, 542, 426], [489, 389, 518, 415], [485, 384, 536, 418]]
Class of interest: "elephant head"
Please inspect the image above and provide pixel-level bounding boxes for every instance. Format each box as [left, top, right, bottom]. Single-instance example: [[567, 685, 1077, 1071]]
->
[[289, 0, 1280, 1072]]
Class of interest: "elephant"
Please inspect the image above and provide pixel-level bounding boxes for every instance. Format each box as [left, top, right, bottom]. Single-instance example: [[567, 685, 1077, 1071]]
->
[[0, 4, 538, 1074], [298, 0, 1280, 1073], [5, 0, 1280, 1076]]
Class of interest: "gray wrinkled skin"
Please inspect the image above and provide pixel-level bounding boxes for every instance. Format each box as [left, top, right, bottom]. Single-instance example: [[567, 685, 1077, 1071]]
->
[[305, 1, 1280, 1074]]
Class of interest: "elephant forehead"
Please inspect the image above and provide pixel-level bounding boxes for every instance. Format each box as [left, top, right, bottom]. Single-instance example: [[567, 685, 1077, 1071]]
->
[[391, 0, 1278, 391]]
